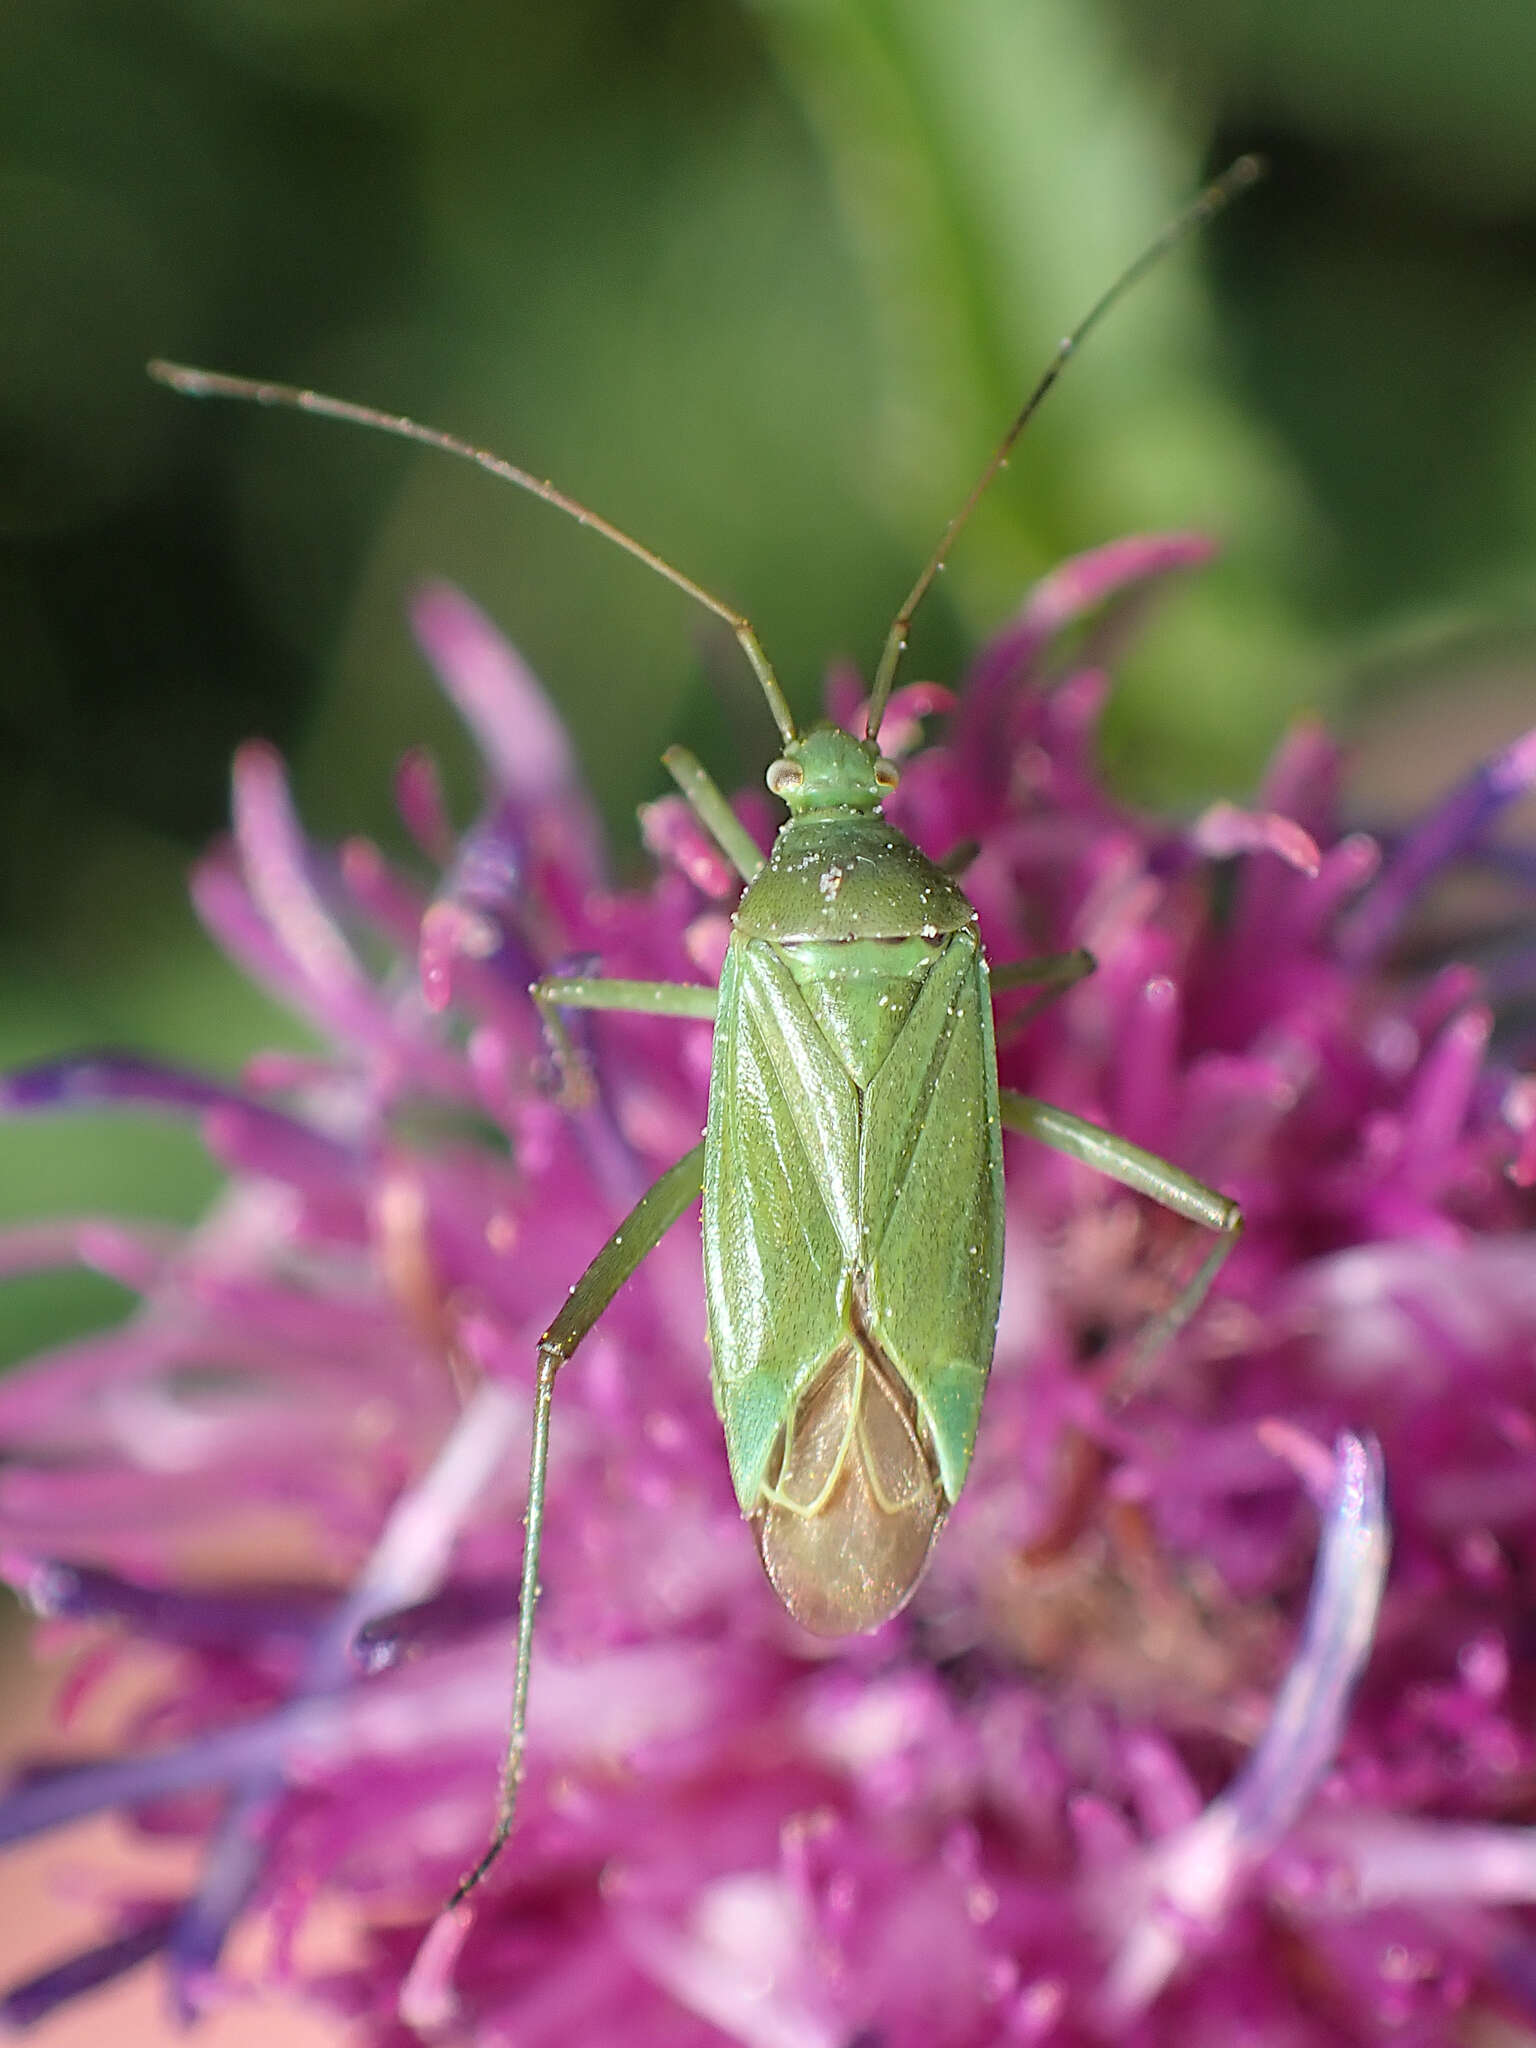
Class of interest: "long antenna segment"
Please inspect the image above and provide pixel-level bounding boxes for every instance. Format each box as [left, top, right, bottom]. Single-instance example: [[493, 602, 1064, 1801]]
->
[[151, 154, 1260, 759], [862, 152, 1265, 740], [146, 358, 800, 747]]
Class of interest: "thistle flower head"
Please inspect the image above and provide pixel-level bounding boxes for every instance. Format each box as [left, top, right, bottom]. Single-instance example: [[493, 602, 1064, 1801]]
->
[[2, 541, 1534, 2044]]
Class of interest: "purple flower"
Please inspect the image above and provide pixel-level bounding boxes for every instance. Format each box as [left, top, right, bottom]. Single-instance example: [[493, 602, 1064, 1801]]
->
[[2, 543, 1535, 2044]]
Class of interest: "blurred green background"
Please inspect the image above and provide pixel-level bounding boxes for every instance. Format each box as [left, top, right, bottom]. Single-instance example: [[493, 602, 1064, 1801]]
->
[[3, 0, 1535, 1370]]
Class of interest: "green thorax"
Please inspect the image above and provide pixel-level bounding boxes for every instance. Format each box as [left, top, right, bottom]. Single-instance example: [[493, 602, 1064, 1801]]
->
[[731, 724, 981, 1108], [737, 725, 976, 947]]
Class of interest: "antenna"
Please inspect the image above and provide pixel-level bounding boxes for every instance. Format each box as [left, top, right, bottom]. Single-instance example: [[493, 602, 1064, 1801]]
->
[[146, 359, 800, 748], [862, 153, 1265, 741]]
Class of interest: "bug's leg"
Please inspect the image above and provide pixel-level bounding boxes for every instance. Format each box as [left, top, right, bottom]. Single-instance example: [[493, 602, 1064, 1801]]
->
[[991, 946, 1097, 1003], [449, 1139, 706, 1911], [991, 949, 1096, 997], [662, 745, 765, 883], [937, 838, 981, 877], [990, 947, 1097, 1031], [531, 973, 717, 1105], [998, 1089, 1242, 1379]]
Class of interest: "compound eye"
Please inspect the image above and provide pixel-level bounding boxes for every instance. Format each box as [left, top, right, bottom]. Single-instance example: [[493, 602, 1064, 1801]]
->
[[873, 757, 901, 791], [766, 758, 805, 798]]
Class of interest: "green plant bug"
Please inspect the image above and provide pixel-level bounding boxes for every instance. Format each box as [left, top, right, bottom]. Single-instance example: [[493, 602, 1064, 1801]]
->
[[149, 152, 1260, 1915]]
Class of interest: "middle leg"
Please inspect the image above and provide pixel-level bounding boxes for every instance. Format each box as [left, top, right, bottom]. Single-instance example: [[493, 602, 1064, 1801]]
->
[[999, 1089, 1242, 1382], [531, 972, 717, 1105], [990, 947, 1096, 1033]]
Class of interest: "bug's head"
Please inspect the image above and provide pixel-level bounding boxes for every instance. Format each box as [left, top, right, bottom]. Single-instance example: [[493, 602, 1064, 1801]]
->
[[765, 723, 900, 819]]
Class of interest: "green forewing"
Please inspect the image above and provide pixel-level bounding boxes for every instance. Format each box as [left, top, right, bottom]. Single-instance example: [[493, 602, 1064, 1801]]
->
[[704, 937, 856, 1506], [861, 930, 1003, 1499], [704, 920, 1003, 1512]]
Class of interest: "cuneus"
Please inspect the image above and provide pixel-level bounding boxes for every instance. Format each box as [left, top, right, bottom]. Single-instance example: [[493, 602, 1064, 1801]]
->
[[150, 154, 1260, 1910]]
